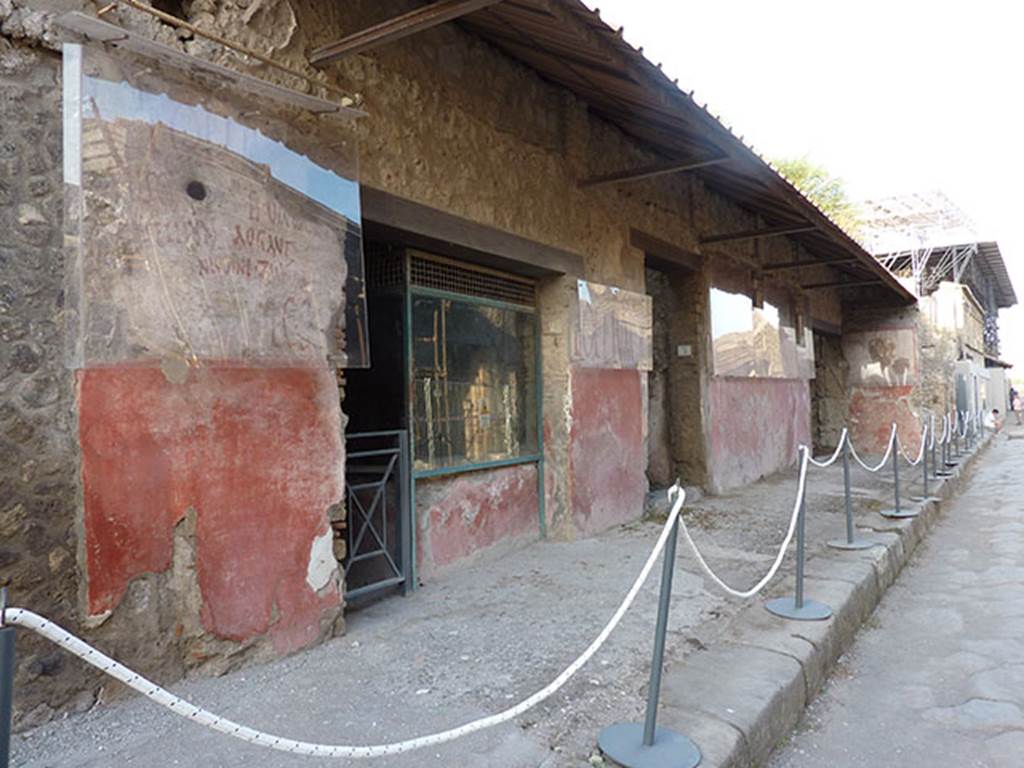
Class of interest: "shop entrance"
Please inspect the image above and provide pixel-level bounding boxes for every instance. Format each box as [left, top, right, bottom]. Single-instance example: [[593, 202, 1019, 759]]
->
[[342, 238, 544, 597], [342, 241, 413, 602], [811, 331, 846, 455], [643, 249, 706, 492]]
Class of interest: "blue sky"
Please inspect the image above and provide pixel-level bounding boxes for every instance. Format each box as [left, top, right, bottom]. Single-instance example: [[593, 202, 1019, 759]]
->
[[589, 0, 1024, 376]]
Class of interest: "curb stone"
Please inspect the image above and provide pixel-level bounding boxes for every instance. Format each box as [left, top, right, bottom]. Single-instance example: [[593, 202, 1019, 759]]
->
[[635, 434, 993, 768]]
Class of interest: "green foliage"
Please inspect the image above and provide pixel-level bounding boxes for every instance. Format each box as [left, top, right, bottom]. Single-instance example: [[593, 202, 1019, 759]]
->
[[772, 156, 863, 238]]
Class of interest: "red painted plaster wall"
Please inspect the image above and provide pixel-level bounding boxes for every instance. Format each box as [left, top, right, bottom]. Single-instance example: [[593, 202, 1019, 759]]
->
[[849, 386, 922, 456], [707, 378, 811, 493], [569, 368, 645, 535], [416, 463, 539, 575], [78, 364, 343, 654]]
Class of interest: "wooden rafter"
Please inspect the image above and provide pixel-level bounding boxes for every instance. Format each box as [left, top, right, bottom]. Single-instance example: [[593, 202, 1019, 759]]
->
[[802, 278, 881, 290], [578, 156, 729, 188], [700, 222, 816, 246], [762, 256, 860, 272], [309, 0, 505, 65]]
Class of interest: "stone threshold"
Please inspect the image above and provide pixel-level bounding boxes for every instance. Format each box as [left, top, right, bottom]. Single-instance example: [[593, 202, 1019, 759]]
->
[[647, 434, 993, 768]]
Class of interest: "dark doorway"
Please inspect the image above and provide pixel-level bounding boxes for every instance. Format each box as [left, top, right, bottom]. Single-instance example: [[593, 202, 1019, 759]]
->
[[646, 265, 676, 489], [341, 242, 411, 603], [811, 331, 847, 455]]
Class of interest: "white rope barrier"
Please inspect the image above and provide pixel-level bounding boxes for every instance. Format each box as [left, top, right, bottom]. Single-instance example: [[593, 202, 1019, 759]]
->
[[897, 424, 928, 467], [807, 427, 849, 468], [1, 490, 690, 759], [5, 403, 985, 761], [677, 449, 809, 598], [848, 423, 897, 473]]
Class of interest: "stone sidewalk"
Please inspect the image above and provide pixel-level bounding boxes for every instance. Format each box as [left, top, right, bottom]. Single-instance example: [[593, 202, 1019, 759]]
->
[[10, 430, 989, 767], [654, 428, 996, 768], [769, 425, 1024, 767]]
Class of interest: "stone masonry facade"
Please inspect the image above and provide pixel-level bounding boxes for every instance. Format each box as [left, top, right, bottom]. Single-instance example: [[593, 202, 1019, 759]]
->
[[0, 0, 901, 726]]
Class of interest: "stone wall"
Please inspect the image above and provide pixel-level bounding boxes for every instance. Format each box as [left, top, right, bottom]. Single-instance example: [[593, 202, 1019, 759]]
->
[[645, 267, 675, 489], [415, 463, 539, 577], [843, 305, 924, 455], [915, 292, 960, 417], [706, 378, 811, 493], [645, 264, 709, 491], [64, 0, 848, 527], [811, 332, 847, 454], [0, 47, 93, 726], [2, 0, 865, 722]]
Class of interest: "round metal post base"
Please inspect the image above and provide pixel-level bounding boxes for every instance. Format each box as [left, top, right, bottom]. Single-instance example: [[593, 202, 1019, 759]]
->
[[910, 495, 941, 504], [764, 597, 832, 621], [944, 461, 960, 468], [827, 536, 877, 550], [879, 508, 918, 519], [598, 723, 701, 768], [935, 470, 954, 478]]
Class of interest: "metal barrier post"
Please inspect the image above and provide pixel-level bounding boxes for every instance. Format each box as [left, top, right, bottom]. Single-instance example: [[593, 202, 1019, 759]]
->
[[766, 450, 832, 621], [828, 437, 875, 550], [930, 417, 940, 480], [912, 427, 940, 504], [945, 414, 959, 469], [881, 431, 917, 519], [1, 589, 13, 768], [598, 498, 701, 768]]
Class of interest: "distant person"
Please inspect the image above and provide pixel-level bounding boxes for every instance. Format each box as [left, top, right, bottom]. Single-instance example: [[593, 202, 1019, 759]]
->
[[984, 409, 1003, 432], [1011, 387, 1022, 425]]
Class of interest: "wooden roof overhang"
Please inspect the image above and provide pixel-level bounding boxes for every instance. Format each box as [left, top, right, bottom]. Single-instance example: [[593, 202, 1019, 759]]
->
[[311, 0, 915, 305]]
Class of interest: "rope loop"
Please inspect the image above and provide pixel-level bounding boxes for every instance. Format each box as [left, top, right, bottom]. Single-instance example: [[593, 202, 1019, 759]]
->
[[807, 427, 849, 468], [678, 446, 809, 598], [848, 423, 897, 473], [897, 423, 928, 466], [5, 490, 689, 759]]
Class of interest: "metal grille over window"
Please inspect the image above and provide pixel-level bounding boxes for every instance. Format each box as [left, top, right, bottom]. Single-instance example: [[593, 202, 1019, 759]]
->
[[365, 246, 406, 291], [409, 252, 536, 307]]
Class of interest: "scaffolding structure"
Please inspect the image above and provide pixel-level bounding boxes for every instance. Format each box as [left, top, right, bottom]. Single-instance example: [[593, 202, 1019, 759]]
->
[[859, 191, 1011, 358], [859, 191, 979, 296]]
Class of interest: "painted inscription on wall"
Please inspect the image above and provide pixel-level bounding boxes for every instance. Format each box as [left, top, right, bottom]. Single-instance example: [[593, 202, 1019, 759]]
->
[[572, 280, 653, 370], [74, 117, 349, 367]]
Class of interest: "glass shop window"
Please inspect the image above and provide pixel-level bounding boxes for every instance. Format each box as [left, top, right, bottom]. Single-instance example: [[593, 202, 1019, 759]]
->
[[710, 286, 814, 378], [411, 294, 538, 471]]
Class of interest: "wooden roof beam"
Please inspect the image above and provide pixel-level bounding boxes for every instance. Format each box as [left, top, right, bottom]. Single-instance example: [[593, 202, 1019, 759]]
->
[[802, 278, 882, 290], [309, 0, 505, 65], [579, 155, 729, 188], [700, 222, 816, 246], [762, 256, 860, 271]]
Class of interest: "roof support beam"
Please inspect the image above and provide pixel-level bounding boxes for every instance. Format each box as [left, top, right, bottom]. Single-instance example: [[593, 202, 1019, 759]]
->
[[578, 156, 729, 188], [309, 0, 505, 65], [762, 256, 860, 272], [802, 279, 882, 290], [700, 222, 816, 245]]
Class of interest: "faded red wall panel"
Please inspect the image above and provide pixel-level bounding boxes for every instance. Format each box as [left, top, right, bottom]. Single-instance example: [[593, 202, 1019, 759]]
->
[[707, 378, 811, 493], [79, 364, 343, 653], [417, 463, 539, 575], [569, 368, 645, 535], [849, 386, 922, 456]]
